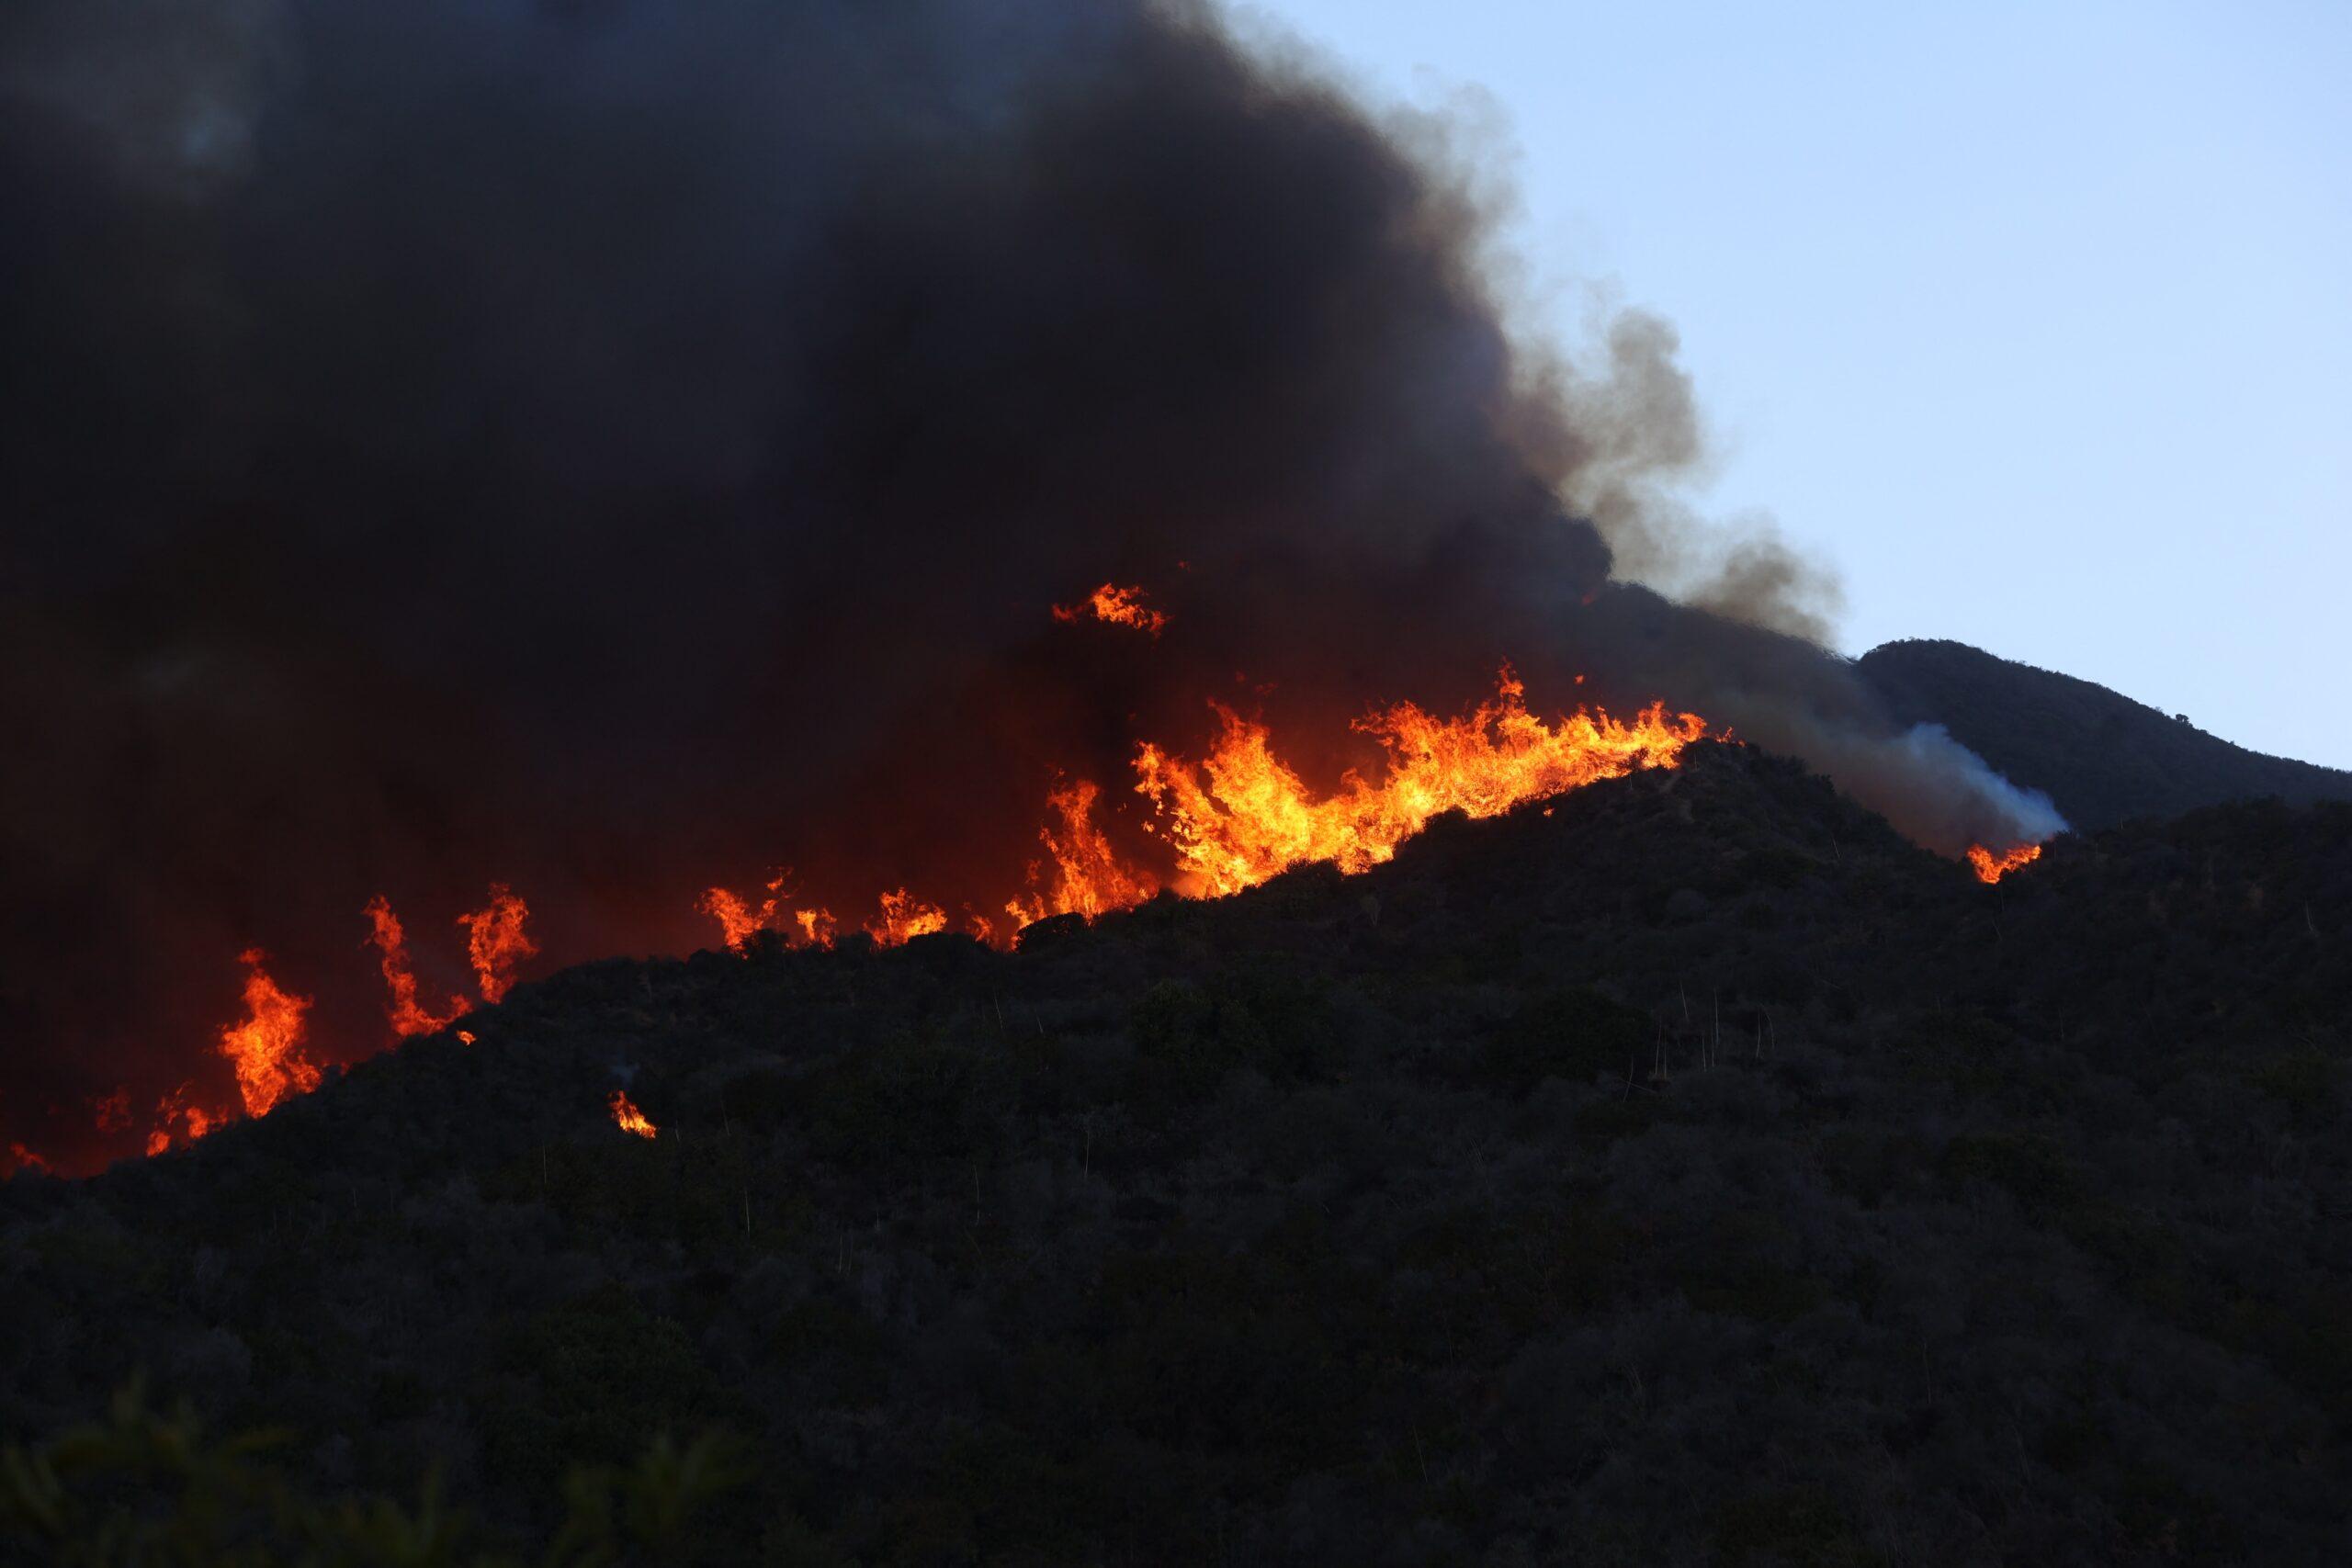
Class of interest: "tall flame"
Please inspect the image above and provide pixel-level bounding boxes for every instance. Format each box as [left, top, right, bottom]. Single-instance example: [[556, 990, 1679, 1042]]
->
[[458, 884, 538, 1003], [1005, 778, 1160, 928], [1052, 581, 1169, 637], [218, 950, 321, 1120], [1966, 842, 2042, 885], [609, 1089, 657, 1139], [1137, 669, 1705, 897], [364, 896, 471, 1036]]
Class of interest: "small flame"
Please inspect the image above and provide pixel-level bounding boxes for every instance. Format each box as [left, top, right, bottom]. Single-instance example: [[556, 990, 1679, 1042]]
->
[[6, 1142, 51, 1177], [1966, 842, 2043, 885], [1053, 581, 1169, 637], [1136, 667, 1704, 897], [218, 950, 321, 1120], [147, 1080, 220, 1156], [91, 1088, 130, 1134], [609, 1089, 657, 1139], [698, 871, 787, 950], [867, 887, 949, 946], [794, 907, 838, 948], [365, 896, 471, 1036], [458, 884, 537, 1003]]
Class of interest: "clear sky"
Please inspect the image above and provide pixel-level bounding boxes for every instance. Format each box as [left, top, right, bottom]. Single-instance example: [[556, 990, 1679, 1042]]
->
[[1233, 0, 2352, 767]]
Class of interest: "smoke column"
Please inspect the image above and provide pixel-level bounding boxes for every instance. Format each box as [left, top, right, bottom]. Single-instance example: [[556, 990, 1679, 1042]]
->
[[0, 0, 2052, 1169]]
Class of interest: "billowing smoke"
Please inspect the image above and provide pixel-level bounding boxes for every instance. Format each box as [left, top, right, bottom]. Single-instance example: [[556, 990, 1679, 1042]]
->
[[0, 0, 2052, 1169]]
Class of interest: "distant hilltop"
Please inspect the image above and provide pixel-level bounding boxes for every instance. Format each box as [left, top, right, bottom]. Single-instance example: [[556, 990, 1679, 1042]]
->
[[1858, 638, 2352, 831]]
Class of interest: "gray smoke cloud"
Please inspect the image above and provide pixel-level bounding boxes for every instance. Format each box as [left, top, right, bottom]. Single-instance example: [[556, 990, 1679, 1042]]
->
[[1, 0, 2051, 1168]]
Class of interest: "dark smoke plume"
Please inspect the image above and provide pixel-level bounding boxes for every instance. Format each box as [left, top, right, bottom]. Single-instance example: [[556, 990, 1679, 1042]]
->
[[0, 0, 2052, 1169]]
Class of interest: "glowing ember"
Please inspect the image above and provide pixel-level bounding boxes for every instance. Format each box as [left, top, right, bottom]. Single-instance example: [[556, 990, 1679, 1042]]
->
[[1136, 668, 1704, 897], [867, 888, 949, 946], [365, 896, 471, 1036], [1006, 778, 1159, 927], [218, 950, 322, 1120], [1053, 581, 1169, 637], [91, 1089, 130, 1134], [458, 884, 538, 1003], [609, 1089, 657, 1139], [6, 1143, 50, 1177], [1967, 842, 2043, 885]]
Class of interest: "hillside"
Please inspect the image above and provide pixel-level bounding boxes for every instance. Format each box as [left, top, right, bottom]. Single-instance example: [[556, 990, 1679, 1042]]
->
[[1859, 638, 2352, 830], [4, 742, 2349, 1564]]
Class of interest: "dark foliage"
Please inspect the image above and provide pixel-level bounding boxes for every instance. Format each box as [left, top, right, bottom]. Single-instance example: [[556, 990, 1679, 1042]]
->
[[5, 742, 2349, 1563], [1860, 638, 2352, 830]]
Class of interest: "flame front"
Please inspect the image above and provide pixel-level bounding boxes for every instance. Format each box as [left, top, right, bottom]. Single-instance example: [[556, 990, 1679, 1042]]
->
[[699, 669, 1707, 953], [1053, 581, 1169, 637], [458, 885, 538, 1003], [365, 896, 471, 1036], [1138, 669, 1704, 897], [609, 1089, 657, 1138], [218, 950, 322, 1120], [1967, 842, 2042, 885]]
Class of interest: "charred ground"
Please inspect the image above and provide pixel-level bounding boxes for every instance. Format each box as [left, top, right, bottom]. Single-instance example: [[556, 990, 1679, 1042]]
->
[[5, 742, 2349, 1564]]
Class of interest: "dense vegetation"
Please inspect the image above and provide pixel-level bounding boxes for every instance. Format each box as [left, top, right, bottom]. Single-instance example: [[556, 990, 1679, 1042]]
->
[[1859, 637, 2352, 830], [5, 742, 2348, 1563]]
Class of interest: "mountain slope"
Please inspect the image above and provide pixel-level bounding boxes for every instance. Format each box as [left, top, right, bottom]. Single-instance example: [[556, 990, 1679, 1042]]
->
[[1859, 637, 2352, 830], [3, 743, 2348, 1564]]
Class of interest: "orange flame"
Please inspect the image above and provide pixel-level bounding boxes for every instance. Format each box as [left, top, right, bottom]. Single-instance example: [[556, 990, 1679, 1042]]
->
[[1053, 581, 1169, 637], [1006, 777, 1159, 927], [364, 896, 471, 1036], [867, 887, 949, 946], [1136, 668, 1705, 897], [146, 1081, 219, 1156], [609, 1089, 657, 1139], [1966, 841, 2042, 885], [704, 669, 1705, 953], [458, 884, 537, 1003], [698, 871, 788, 950], [218, 949, 321, 1120]]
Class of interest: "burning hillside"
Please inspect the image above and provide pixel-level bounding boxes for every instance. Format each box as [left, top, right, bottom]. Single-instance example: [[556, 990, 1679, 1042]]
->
[[0, 0, 2064, 1173]]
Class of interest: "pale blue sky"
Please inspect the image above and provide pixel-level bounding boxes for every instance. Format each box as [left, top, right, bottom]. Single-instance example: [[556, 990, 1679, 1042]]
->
[[1235, 0, 2352, 767]]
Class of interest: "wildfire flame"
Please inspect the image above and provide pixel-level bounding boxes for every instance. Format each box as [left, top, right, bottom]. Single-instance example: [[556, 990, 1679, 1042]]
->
[[1137, 669, 1704, 897], [703, 667, 1705, 952], [218, 950, 322, 1120], [698, 871, 788, 950], [365, 896, 472, 1036], [6, 1142, 50, 1177], [1052, 581, 1169, 637], [458, 884, 538, 1003], [1005, 778, 1160, 928], [146, 1081, 218, 1156], [609, 1089, 657, 1139], [1966, 841, 2042, 885], [867, 888, 949, 946]]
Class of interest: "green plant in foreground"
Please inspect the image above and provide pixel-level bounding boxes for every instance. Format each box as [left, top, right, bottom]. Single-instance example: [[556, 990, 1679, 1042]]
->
[[1, 1381, 746, 1567]]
